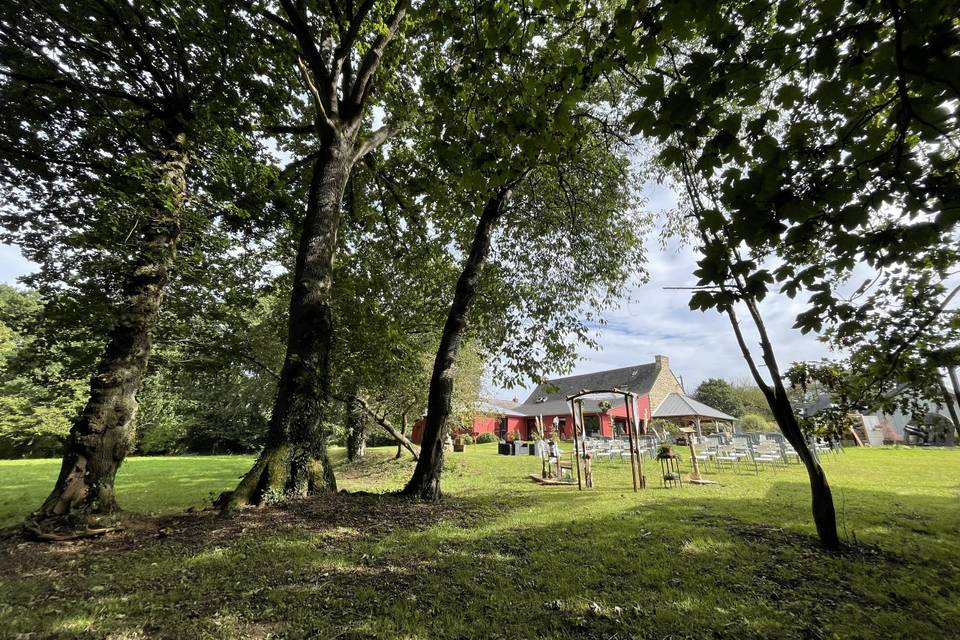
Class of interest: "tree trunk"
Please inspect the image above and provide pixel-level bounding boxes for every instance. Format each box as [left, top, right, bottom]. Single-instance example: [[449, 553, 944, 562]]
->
[[937, 376, 960, 439], [395, 414, 407, 460], [402, 191, 509, 500], [947, 365, 960, 444], [225, 139, 352, 512], [29, 137, 188, 530], [346, 397, 368, 462], [726, 302, 840, 550], [348, 395, 418, 460], [767, 385, 840, 549]]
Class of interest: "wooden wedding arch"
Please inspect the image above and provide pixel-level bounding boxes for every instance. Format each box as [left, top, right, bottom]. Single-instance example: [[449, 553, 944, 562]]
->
[[566, 388, 646, 491]]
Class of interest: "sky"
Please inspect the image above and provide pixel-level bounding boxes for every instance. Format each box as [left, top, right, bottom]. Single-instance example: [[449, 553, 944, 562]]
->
[[0, 182, 833, 401], [493, 182, 833, 401]]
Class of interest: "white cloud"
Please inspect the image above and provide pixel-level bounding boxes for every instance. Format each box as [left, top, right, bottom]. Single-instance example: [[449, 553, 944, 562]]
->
[[494, 183, 835, 400]]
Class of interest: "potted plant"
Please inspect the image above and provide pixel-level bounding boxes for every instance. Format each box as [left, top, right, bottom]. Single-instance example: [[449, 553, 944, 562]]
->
[[656, 444, 675, 459]]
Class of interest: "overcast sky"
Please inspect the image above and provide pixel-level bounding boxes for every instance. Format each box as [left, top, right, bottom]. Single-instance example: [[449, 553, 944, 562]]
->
[[0, 181, 833, 401]]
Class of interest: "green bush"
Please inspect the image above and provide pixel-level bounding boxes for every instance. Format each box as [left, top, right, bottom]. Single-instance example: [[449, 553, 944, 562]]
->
[[476, 432, 499, 444], [463, 434, 475, 445], [738, 413, 772, 432]]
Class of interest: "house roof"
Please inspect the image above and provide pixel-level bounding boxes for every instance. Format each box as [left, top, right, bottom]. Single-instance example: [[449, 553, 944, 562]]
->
[[512, 393, 629, 417], [476, 399, 525, 417], [653, 392, 737, 421], [517, 362, 661, 415]]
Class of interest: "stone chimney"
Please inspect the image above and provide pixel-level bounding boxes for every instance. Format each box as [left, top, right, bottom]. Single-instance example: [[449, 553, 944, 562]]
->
[[655, 354, 669, 368]]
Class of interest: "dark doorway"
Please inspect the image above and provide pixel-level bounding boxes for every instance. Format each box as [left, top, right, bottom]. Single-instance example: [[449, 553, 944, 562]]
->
[[584, 415, 600, 437]]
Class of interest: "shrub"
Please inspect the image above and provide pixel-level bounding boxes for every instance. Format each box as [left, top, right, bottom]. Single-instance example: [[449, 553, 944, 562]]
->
[[738, 413, 771, 432], [463, 434, 475, 445], [476, 432, 499, 444]]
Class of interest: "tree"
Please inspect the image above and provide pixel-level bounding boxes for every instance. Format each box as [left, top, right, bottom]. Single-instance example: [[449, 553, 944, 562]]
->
[[0, 286, 86, 457], [0, 0, 271, 532], [693, 378, 745, 417], [730, 382, 774, 420], [738, 414, 772, 432], [224, 0, 413, 510], [621, 0, 959, 549], [403, 1, 648, 499]]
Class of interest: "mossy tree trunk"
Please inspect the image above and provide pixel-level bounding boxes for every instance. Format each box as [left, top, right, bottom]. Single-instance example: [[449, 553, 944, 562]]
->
[[224, 140, 352, 512], [29, 135, 188, 531]]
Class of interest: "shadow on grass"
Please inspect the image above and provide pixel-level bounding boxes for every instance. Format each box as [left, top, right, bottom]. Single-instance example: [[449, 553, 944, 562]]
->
[[2, 477, 959, 639]]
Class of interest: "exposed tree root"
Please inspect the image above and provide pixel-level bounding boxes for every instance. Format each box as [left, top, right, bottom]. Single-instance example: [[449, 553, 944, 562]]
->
[[22, 524, 121, 542], [21, 512, 124, 543]]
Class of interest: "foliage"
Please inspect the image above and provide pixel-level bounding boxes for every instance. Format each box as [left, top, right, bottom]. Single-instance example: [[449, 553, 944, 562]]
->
[[409, 0, 649, 389], [623, 0, 960, 408], [0, 286, 86, 457], [738, 414, 772, 433], [796, 408, 860, 443], [693, 378, 745, 417], [730, 383, 774, 420], [649, 418, 679, 436], [475, 432, 499, 444], [462, 434, 474, 446]]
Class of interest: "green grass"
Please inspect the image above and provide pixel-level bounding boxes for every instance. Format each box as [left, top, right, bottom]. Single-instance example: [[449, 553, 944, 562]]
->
[[0, 455, 255, 527], [2, 445, 959, 639]]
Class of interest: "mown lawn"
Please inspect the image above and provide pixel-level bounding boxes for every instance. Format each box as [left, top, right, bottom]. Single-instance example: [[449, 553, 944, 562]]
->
[[1, 445, 958, 639]]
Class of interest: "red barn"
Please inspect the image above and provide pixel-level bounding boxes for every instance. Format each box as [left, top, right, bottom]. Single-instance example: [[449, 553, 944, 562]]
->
[[411, 355, 684, 443]]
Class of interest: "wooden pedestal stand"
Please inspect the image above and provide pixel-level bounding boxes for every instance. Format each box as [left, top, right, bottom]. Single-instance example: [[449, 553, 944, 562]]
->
[[679, 426, 718, 485]]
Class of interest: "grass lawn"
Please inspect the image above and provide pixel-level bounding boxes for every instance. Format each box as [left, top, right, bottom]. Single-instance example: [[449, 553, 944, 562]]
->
[[1, 445, 959, 639]]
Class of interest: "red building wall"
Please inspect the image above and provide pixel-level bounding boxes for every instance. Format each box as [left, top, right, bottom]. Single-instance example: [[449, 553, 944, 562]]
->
[[410, 395, 653, 444]]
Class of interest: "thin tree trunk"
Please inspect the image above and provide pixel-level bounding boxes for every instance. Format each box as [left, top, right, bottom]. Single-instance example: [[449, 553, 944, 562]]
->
[[396, 414, 407, 460], [726, 303, 840, 550], [28, 137, 188, 531], [937, 375, 960, 439], [347, 395, 418, 460], [676, 128, 839, 549], [402, 190, 510, 500], [947, 366, 960, 440], [346, 396, 368, 462], [225, 139, 352, 511]]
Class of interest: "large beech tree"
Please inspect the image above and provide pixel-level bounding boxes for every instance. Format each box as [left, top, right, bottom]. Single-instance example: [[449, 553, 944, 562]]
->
[[0, 0, 269, 532], [224, 0, 412, 509], [622, 0, 959, 548], [403, 1, 647, 499]]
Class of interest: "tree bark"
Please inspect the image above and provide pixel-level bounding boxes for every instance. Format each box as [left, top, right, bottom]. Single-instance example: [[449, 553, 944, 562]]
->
[[346, 396, 368, 462], [348, 394, 418, 460], [29, 135, 188, 529], [947, 366, 960, 440], [937, 375, 960, 439], [402, 190, 510, 500], [396, 413, 407, 460], [224, 139, 352, 512], [726, 302, 840, 550]]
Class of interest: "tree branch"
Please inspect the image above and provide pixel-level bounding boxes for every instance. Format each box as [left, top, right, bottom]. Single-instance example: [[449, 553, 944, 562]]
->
[[353, 124, 393, 161], [346, 0, 409, 113]]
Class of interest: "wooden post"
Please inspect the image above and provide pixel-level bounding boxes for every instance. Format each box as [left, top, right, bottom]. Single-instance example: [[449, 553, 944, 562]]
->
[[569, 399, 582, 491], [624, 392, 639, 492]]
